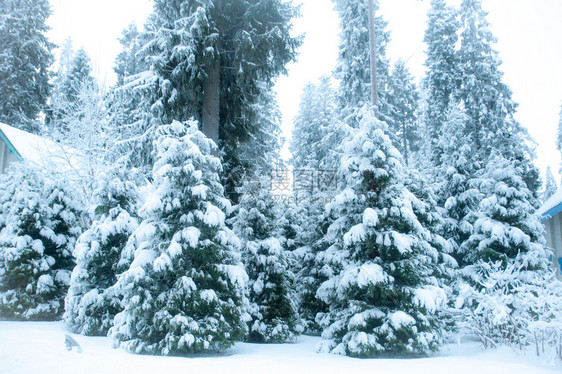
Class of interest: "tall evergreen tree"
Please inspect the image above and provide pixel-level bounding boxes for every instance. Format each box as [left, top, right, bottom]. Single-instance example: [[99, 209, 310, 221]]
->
[[60, 48, 95, 103], [52, 38, 75, 97], [122, 0, 300, 199], [289, 77, 343, 334], [387, 60, 420, 164], [0, 0, 54, 132], [106, 24, 154, 172], [457, 0, 539, 195], [114, 24, 145, 87], [332, 0, 392, 125], [48, 48, 96, 130], [423, 0, 460, 164], [110, 120, 247, 355]]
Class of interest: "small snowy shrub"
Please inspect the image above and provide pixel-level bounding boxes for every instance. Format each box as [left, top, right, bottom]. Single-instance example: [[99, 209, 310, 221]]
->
[[109, 120, 247, 355], [64, 167, 140, 335], [0, 164, 83, 320]]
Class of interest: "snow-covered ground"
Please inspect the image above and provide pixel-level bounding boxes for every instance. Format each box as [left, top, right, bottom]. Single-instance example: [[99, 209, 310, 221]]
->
[[0, 322, 560, 374]]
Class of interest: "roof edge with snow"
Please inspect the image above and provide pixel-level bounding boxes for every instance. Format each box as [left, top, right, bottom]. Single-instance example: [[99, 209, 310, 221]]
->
[[538, 186, 562, 222]]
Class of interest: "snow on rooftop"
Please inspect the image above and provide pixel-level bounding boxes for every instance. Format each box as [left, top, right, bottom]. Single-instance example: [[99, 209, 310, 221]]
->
[[538, 185, 562, 217], [0, 122, 84, 172]]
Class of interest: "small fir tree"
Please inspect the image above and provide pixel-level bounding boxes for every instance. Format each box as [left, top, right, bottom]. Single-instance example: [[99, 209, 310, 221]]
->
[[232, 179, 301, 343], [64, 167, 140, 336], [0, 165, 83, 320], [316, 109, 447, 357], [543, 166, 558, 203], [456, 155, 560, 352]]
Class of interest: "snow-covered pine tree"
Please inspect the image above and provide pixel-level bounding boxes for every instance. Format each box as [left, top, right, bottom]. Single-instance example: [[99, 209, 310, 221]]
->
[[316, 109, 447, 357], [457, 154, 559, 350], [422, 0, 461, 164], [231, 179, 301, 343], [387, 60, 420, 165], [51, 38, 75, 100], [106, 24, 158, 177], [289, 76, 344, 334], [110, 120, 247, 355], [64, 167, 140, 336], [332, 0, 393, 126], [438, 104, 484, 267], [47, 48, 97, 135], [223, 84, 284, 203], [290, 76, 337, 173], [60, 48, 95, 104], [0, 165, 83, 320], [122, 0, 300, 198], [114, 24, 146, 88], [0, 0, 54, 133], [543, 166, 558, 203], [462, 154, 548, 268], [457, 0, 539, 195]]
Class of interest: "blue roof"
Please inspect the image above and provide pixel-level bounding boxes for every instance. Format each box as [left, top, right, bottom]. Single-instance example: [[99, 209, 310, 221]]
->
[[540, 203, 562, 222]]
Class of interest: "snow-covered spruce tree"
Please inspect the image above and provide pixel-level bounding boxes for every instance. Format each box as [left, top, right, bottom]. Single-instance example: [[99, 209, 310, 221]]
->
[[60, 48, 95, 104], [47, 48, 98, 136], [125, 0, 300, 198], [456, 154, 560, 351], [438, 105, 484, 267], [290, 76, 337, 173], [231, 179, 301, 343], [114, 24, 146, 88], [387, 60, 420, 165], [223, 84, 284, 202], [462, 154, 547, 267], [0, 165, 83, 320], [422, 0, 460, 164], [457, 0, 540, 196], [289, 76, 344, 334], [332, 0, 393, 126], [51, 38, 74, 101], [0, 0, 53, 132], [110, 120, 246, 355], [64, 167, 140, 336], [543, 166, 558, 203], [316, 109, 447, 357]]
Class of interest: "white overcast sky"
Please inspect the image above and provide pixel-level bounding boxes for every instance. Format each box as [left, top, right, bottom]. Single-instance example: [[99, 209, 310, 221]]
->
[[47, 0, 562, 181]]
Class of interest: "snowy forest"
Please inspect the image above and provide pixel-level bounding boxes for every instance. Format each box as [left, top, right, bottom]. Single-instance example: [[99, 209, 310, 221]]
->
[[1, 0, 562, 365]]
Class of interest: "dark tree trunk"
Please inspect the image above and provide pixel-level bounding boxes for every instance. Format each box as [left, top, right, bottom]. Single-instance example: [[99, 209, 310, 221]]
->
[[202, 62, 220, 145]]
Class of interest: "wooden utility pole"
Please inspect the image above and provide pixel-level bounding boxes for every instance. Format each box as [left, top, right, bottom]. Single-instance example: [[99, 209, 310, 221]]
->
[[368, 0, 378, 117]]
